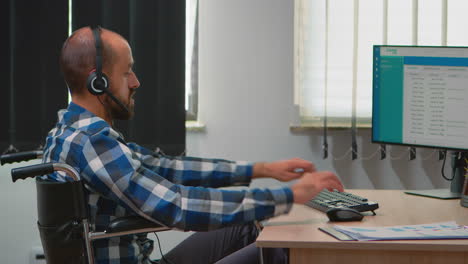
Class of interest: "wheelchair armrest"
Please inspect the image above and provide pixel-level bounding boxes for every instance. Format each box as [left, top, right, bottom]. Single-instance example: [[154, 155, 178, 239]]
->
[[1, 150, 43, 165], [11, 163, 80, 182], [11, 163, 55, 182], [106, 216, 167, 234]]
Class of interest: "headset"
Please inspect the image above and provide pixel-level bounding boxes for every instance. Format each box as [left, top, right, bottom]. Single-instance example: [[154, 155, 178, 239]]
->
[[86, 25, 129, 113]]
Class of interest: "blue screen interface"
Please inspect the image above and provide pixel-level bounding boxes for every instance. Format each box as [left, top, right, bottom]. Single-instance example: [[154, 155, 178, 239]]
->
[[372, 46, 468, 150]]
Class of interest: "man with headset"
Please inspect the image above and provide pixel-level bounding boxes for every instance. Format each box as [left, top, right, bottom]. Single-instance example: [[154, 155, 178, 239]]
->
[[44, 26, 343, 264]]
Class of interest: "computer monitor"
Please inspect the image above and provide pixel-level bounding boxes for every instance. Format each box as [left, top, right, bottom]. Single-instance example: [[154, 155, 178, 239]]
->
[[372, 45, 468, 199]]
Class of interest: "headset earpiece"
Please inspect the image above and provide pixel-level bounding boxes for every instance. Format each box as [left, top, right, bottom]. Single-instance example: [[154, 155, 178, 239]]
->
[[87, 70, 109, 95], [86, 25, 129, 114]]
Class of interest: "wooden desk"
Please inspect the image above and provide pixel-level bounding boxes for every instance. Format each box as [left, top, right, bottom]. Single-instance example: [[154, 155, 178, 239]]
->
[[256, 189, 468, 264]]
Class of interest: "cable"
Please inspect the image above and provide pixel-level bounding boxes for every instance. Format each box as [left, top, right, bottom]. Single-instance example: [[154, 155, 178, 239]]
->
[[359, 148, 381, 161], [350, 0, 359, 161], [332, 148, 352, 161], [331, 146, 380, 161], [154, 232, 175, 264], [178, 149, 187, 156], [329, 145, 439, 162], [441, 150, 454, 181], [322, 0, 329, 160], [419, 149, 437, 160], [387, 148, 408, 160]]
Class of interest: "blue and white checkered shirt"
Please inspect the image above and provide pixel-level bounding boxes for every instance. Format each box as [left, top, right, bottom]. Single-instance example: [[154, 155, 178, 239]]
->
[[42, 102, 293, 264]]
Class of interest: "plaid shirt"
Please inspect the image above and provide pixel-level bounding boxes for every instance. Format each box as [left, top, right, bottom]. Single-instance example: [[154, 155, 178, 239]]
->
[[42, 102, 293, 264]]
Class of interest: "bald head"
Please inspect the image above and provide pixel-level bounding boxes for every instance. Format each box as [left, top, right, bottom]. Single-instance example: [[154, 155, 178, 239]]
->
[[59, 27, 124, 95]]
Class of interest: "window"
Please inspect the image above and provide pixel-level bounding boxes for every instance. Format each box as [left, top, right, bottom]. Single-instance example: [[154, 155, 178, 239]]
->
[[294, 0, 468, 128]]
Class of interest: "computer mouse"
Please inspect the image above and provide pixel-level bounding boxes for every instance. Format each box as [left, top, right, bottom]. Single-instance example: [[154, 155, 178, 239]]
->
[[326, 207, 364, 222]]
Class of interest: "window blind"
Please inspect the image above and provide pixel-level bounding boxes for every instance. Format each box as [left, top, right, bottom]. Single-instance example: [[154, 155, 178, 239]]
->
[[295, 0, 468, 128]]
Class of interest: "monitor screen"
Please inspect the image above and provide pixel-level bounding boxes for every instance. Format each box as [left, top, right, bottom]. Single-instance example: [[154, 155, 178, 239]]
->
[[372, 45, 468, 151]]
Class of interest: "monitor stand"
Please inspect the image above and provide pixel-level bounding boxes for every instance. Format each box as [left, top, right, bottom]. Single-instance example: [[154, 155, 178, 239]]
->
[[405, 151, 466, 200], [404, 189, 460, 199]]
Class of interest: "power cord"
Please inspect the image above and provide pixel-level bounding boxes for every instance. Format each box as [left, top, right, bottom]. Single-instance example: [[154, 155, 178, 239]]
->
[[154, 232, 175, 264], [441, 150, 454, 181]]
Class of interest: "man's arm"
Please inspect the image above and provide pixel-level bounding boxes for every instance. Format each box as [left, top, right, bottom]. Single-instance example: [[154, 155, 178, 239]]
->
[[82, 135, 293, 231], [127, 143, 253, 187]]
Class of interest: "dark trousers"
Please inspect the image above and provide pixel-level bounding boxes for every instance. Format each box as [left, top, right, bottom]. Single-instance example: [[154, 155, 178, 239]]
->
[[157, 224, 287, 264]]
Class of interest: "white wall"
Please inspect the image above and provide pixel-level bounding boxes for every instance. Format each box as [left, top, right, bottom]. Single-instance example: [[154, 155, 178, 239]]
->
[[0, 0, 453, 262]]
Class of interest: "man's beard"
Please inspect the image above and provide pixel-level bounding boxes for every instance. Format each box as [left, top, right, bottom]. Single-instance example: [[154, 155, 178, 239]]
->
[[105, 95, 134, 120]]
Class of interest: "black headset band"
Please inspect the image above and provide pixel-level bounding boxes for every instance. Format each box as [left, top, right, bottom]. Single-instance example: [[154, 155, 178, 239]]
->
[[92, 26, 103, 81]]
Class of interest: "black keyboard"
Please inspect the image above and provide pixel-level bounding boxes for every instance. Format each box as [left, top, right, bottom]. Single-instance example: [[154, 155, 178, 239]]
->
[[305, 189, 379, 213]]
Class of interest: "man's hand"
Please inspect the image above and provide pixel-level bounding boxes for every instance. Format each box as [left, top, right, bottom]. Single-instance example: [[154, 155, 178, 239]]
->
[[252, 158, 316, 182], [291, 171, 344, 204]]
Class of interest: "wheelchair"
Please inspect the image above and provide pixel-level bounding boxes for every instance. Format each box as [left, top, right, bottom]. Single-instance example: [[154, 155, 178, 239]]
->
[[1, 151, 170, 264]]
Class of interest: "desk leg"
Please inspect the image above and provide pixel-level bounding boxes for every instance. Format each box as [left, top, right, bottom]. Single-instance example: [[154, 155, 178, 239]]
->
[[289, 248, 468, 264]]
